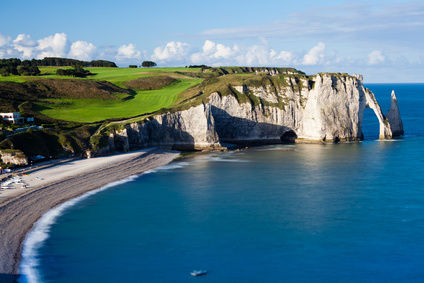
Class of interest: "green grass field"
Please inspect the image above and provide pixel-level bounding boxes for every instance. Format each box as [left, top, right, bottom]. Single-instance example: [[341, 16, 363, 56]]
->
[[2, 66, 302, 124], [1, 67, 204, 123], [36, 78, 202, 123]]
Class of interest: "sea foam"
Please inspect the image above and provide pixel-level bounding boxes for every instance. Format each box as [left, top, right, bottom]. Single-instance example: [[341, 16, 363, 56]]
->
[[19, 159, 192, 283]]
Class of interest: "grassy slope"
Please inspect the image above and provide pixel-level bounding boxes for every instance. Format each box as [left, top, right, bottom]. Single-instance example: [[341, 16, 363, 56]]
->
[[37, 78, 201, 123], [0, 66, 315, 124], [1, 67, 203, 123]]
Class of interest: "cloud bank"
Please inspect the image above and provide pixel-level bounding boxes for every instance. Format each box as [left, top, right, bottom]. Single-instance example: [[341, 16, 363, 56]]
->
[[0, 33, 145, 64], [0, 33, 340, 68], [0, 29, 421, 82], [199, 2, 424, 48]]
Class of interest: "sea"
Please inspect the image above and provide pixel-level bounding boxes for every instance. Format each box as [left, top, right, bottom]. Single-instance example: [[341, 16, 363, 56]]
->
[[19, 83, 424, 283]]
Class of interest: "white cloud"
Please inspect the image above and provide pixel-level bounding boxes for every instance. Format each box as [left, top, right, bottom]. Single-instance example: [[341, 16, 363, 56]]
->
[[152, 41, 189, 63], [368, 50, 385, 65], [302, 42, 326, 65], [3, 33, 100, 62], [199, 2, 424, 47], [13, 34, 37, 58], [0, 31, 410, 82], [270, 49, 294, 63], [203, 40, 233, 58], [0, 33, 22, 58], [237, 45, 273, 66], [0, 33, 11, 47], [1, 32, 146, 64], [191, 40, 237, 65], [69, 41, 97, 61], [191, 40, 296, 67], [116, 43, 142, 60], [36, 33, 70, 59], [10, 33, 71, 60]]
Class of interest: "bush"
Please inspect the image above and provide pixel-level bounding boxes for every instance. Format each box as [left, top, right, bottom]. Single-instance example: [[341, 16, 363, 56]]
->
[[56, 65, 92, 77], [123, 76, 177, 90], [141, 61, 157, 68]]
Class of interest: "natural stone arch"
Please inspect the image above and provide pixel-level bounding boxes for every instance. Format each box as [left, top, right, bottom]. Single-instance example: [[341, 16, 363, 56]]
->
[[361, 108, 380, 140], [280, 130, 297, 143], [361, 89, 392, 139]]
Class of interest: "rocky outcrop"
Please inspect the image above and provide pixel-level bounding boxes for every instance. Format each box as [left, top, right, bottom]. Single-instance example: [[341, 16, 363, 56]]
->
[[0, 150, 28, 166], [101, 73, 403, 151], [103, 103, 222, 152], [386, 90, 404, 136]]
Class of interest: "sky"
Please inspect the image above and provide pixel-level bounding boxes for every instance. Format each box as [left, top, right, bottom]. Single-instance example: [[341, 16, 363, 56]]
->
[[1, 0, 423, 83]]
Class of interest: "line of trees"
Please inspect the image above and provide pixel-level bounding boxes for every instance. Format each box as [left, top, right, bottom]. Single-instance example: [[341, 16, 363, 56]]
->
[[0, 57, 117, 77], [56, 65, 92, 77], [0, 59, 40, 76], [187, 65, 211, 69], [0, 58, 117, 69], [32, 57, 117, 67]]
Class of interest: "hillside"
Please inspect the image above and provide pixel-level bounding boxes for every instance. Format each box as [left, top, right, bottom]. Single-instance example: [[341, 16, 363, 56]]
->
[[0, 67, 205, 123], [0, 66, 207, 162], [0, 66, 306, 124], [1, 66, 368, 163]]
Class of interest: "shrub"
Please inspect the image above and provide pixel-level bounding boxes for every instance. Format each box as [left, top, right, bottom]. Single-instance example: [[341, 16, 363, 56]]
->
[[141, 61, 157, 68]]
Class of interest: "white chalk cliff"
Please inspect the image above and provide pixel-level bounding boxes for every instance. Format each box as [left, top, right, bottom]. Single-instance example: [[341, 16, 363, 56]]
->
[[104, 72, 403, 151]]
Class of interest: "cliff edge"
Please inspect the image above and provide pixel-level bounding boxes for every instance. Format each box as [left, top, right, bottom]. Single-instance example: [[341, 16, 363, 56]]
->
[[97, 72, 403, 152]]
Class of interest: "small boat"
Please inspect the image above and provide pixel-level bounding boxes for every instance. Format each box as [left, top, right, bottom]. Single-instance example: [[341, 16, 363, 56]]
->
[[190, 270, 207, 276]]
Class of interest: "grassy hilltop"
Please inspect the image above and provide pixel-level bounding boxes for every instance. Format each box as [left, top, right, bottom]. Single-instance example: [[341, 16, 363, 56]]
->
[[0, 66, 203, 123], [0, 65, 315, 160], [0, 66, 308, 124]]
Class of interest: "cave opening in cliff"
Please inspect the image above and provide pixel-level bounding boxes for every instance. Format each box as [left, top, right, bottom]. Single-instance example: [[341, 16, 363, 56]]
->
[[280, 130, 297, 143], [362, 108, 380, 140]]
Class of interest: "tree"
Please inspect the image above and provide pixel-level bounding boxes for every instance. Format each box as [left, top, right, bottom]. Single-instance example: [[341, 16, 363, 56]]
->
[[17, 66, 30, 76], [0, 66, 11, 76], [55, 65, 91, 77], [29, 66, 40, 76], [141, 61, 157, 68]]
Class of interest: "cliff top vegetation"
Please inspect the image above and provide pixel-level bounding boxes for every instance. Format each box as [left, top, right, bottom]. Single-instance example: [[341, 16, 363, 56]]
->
[[0, 65, 357, 123], [0, 64, 357, 159]]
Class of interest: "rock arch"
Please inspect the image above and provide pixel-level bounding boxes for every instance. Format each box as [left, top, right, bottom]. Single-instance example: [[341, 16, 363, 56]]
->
[[280, 129, 297, 143], [362, 89, 392, 139]]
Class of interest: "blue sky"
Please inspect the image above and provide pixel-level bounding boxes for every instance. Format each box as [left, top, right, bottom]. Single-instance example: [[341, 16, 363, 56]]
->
[[1, 0, 423, 82]]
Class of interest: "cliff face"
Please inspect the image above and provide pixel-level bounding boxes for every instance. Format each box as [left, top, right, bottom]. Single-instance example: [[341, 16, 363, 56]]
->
[[0, 150, 28, 166], [102, 73, 403, 152]]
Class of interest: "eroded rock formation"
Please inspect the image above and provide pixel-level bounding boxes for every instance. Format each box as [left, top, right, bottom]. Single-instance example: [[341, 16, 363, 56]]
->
[[386, 90, 404, 136], [0, 150, 28, 166], [100, 73, 403, 152]]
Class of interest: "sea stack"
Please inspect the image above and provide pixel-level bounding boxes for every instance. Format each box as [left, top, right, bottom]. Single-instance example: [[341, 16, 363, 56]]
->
[[386, 90, 404, 136]]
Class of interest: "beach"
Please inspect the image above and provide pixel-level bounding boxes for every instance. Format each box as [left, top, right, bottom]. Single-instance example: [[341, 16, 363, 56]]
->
[[0, 147, 180, 278]]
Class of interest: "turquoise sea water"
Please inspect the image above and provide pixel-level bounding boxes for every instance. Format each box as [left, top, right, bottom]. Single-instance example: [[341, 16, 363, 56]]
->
[[20, 84, 424, 282]]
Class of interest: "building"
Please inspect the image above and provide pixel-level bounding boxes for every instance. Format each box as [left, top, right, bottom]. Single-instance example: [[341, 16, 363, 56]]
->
[[0, 113, 25, 124]]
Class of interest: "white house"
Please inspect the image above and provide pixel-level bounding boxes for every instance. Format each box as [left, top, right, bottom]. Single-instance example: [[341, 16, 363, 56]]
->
[[0, 113, 25, 124]]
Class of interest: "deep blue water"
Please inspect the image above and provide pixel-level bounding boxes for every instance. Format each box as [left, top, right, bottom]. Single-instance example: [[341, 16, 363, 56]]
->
[[20, 84, 424, 282]]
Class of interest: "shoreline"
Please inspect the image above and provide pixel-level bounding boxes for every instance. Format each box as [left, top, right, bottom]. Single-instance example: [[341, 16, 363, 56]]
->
[[0, 148, 180, 278]]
